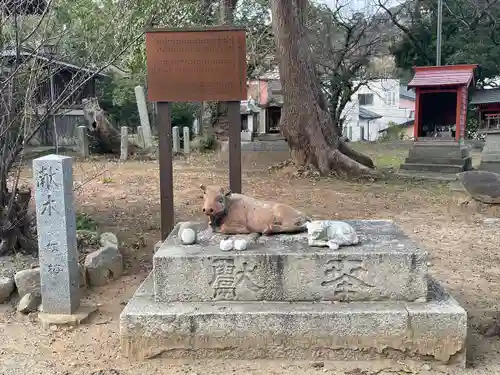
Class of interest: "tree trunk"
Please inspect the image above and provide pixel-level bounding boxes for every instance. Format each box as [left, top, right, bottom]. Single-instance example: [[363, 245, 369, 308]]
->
[[271, 0, 375, 175]]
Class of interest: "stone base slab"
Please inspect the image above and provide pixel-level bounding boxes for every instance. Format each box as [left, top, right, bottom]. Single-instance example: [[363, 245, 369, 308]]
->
[[39, 304, 98, 328], [119, 273, 466, 367]]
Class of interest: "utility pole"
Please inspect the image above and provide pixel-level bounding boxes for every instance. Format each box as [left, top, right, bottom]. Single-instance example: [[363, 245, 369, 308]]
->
[[436, 0, 443, 65]]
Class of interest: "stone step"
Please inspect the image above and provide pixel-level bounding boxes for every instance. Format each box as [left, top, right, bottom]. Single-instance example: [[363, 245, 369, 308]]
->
[[404, 157, 471, 166], [396, 170, 459, 181], [408, 146, 470, 160], [120, 273, 466, 367], [153, 220, 428, 303], [399, 163, 465, 174]]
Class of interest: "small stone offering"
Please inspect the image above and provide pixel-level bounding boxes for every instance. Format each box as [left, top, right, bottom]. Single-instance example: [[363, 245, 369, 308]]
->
[[234, 239, 247, 251], [180, 228, 196, 245], [220, 239, 233, 251]]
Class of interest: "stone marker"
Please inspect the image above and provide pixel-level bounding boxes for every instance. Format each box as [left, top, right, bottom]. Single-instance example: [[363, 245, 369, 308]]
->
[[183, 126, 190, 154], [120, 127, 128, 161], [136, 126, 145, 148], [134, 85, 153, 148], [76, 126, 89, 158], [192, 118, 200, 136], [33, 155, 80, 315], [172, 127, 180, 154]]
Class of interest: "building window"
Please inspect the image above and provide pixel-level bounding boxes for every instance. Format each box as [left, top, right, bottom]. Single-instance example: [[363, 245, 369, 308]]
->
[[358, 93, 374, 106]]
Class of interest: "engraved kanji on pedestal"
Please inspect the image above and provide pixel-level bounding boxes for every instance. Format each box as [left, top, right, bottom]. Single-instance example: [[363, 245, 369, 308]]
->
[[33, 155, 80, 314]]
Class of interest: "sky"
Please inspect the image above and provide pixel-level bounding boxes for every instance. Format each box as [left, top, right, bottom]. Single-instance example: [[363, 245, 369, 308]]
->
[[318, 0, 401, 15]]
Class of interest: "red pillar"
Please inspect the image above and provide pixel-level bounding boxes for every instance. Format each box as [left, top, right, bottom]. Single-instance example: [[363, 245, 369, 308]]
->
[[455, 87, 461, 141], [413, 88, 420, 139]]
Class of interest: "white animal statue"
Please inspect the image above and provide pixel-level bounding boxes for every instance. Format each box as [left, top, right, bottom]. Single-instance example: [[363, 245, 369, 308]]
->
[[306, 220, 360, 250]]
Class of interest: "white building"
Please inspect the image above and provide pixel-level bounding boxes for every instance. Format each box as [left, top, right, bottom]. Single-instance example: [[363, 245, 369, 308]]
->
[[342, 79, 416, 141]]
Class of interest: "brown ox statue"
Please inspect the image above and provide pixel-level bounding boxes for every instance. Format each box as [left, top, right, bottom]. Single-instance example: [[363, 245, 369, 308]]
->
[[200, 184, 310, 235]]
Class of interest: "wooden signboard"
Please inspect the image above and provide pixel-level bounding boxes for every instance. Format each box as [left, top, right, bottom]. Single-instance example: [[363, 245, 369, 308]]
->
[[145, 27, 247, 102], [145, 27, 246, 240]]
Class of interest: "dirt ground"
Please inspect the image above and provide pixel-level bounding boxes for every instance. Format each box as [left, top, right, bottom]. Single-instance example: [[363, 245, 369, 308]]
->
[[1, 142, 500, 375]]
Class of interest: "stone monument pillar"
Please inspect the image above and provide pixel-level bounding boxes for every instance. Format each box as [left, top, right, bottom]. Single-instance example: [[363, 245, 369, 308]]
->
[[33, 155, 80, 315], [134, 85, 153, 148], [172, 127, 180, 154]]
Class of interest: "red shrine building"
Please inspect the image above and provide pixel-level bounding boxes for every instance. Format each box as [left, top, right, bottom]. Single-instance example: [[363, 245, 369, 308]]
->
[[407, 64, 477, 141], [399, 64, 478, 177]]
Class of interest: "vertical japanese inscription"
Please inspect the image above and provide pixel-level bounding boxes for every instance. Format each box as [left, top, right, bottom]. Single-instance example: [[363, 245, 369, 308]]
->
[[321, 258, 374, 301], [37, 165, 59, 216], [209, 258, 264, 301]]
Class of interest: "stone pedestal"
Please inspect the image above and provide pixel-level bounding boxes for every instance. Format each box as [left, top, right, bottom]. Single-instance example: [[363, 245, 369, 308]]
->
[[399, 139, 472, 178], [120, 220, 467, 367], [479, 131, 500, 174]]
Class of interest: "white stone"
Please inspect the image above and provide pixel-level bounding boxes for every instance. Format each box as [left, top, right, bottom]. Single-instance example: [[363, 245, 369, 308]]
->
[[234, 239, 247, 251], [220, 239, 233, 251], [180, 228, 196, 245], [306, 220, 359, 250]]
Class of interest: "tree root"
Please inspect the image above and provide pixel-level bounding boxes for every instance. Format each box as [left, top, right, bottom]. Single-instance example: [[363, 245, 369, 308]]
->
[[338, 140, 375, 169], [0, 188, 38, 256]]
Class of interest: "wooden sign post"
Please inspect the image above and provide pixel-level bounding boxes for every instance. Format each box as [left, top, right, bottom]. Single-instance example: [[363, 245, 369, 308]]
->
[[145, 27, 247, 240]]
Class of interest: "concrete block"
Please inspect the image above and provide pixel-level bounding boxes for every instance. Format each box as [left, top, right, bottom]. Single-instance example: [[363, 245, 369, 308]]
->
[[119, 274, 466, 366], [153, 220, 428, 303]]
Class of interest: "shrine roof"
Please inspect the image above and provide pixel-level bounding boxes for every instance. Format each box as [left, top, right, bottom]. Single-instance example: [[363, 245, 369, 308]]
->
[[470, 88, 500, 105], [408, 64, 478, 88]]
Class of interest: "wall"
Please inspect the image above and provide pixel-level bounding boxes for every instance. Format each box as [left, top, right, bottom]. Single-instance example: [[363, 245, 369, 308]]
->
[[342, 79, 416, 141], [29, 109, 87, 146]]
